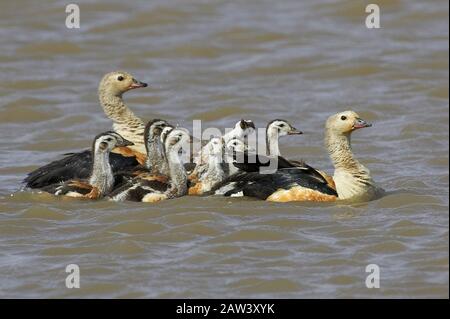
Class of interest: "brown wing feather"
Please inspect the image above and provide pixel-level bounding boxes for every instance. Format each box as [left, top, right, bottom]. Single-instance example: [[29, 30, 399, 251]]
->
[[85, 186, 101, 199], [188, 182, 203, 195], [137, 173, 169, 183], [267, 186, 337, 202], [316, 170, 336, 190], [68, 180, 92, 190], [112, 147, 147, 165]]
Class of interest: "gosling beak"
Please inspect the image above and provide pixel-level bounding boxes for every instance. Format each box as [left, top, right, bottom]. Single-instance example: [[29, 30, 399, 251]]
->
[[118, 139, 134, 147], [353, 118, 372, 129], [128, 79, 148, 90], [288, 127, 303, 135]]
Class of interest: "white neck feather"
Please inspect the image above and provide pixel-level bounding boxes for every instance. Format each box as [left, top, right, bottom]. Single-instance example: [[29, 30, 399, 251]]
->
[[206, 153, 224, 177], [266, 128, 280, 156], [223, 127, 243, 144]]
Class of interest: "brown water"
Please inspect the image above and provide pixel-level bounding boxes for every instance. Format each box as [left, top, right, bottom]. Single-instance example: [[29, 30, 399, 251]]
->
[[0, 0, 448, 298]]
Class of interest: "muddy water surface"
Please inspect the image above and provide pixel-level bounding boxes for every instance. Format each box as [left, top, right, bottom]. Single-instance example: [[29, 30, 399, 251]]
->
[[0, 0, 448, 298]]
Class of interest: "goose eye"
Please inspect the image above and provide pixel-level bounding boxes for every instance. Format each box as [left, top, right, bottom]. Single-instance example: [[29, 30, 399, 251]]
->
[[279, 124, 285, 128], [341, 115, 347, 121], [117, 76, 124, 81]]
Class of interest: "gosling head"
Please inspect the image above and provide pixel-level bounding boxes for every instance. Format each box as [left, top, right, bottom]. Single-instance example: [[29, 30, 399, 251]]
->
[[99, 71, 147, 97], [233, 119, 256, 138], [164, 128, 191, 153], [160, 126, 174, 143], [267, 119, 303, 137], [93, 131, 134, 154], [144, 119, 171, 141], [326, 110, 372, 136]]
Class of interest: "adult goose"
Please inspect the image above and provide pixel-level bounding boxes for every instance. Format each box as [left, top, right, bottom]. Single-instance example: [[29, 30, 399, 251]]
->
[[40, 132, 133, 199], [23, 71, 148, 189], [108, 128, 191, 203], [323, 110, 383, 201], [211, 111, 382, 202]]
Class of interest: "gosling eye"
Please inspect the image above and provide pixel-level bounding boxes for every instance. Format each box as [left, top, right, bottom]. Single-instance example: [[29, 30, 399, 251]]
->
[[341, 115, 347, 121], [279, 124, 285, 128], [117, 76, 124, 81]]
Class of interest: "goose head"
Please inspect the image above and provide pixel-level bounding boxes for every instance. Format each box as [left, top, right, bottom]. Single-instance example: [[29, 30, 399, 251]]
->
[[267, 119, 302, 137], [326, 110, 372, 136], [99, 71, 147, 97], [93, 131, 134, 153]]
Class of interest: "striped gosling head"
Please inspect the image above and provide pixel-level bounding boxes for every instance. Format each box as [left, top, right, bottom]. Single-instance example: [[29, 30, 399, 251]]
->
[[164, 128, 191, 152], [160, 126, 174, 143], [144, 119, 172, 144], [267, 119, 302, 136], [99, 71, 147, 97], [92, 131, 134, 153]]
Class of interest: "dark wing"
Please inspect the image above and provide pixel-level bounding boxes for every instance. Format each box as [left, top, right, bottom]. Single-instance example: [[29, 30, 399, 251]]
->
[[210, 167, 337, 200], [230, 151, 294, 172], [107, 174, 170, 202], [113, 164, 149, 186], [231, 151, 328, 185], [23, 150, 140, 189]]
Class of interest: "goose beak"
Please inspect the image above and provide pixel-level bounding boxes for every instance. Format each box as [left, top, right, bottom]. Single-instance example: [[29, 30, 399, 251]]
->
[[128, 79, 148, 90], [118, 139, 134, 147], [353, 118, 372, 129], [288, 127, 303, 135]]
